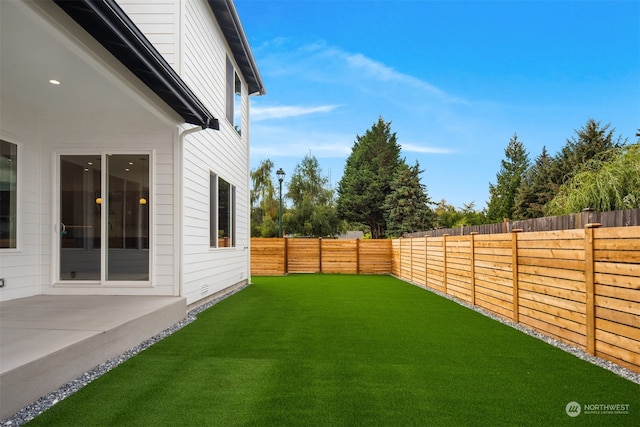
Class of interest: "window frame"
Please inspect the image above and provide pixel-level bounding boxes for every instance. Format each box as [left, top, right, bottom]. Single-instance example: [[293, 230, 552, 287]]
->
[[225, 55, 242, 135], [210, 172, 236, 249], [54, 150, 153, 285], [0, 138, 20, 251]]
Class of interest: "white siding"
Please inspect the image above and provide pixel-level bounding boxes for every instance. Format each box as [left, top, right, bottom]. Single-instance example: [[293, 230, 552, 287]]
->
[[116, 0, 180, 71], [180, 0, 251, 305], [0, 107, 179, 301], [0, 105, 43, 301]]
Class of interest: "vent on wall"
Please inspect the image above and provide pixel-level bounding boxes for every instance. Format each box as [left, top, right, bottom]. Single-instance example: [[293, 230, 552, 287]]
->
[[201, 283, 209, 295]]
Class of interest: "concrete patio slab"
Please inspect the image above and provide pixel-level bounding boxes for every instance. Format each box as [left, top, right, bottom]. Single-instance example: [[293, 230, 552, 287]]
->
[[0, 295, 186, 419]]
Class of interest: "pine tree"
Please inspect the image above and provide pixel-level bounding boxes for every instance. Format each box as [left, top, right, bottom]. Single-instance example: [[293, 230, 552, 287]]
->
[[383, 162, 434, 237], [548, 119, 624, 188], [514, 146, 555, 219], [337, 117, 402, 238], [486, 133, 530, 222]]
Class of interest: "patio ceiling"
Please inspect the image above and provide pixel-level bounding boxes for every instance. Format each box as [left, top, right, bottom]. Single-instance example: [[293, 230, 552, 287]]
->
[[0, 1, 140, 119], [0, 0, 218, 130]]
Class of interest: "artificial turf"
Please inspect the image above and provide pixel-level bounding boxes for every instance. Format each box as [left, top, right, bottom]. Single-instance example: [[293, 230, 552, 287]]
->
[[28, 274, 639, 426]]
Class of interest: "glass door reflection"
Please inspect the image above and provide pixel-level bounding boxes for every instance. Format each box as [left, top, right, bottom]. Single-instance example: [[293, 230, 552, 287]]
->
[[59, 155, 101, 280], [107, 154, 149, 281]]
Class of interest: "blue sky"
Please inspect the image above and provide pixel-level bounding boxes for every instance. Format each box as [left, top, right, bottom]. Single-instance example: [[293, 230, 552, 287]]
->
[[235, 0, 639, 209]]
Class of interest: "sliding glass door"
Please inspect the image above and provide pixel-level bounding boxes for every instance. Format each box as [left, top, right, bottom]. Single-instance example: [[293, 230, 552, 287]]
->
[[59, 154, 150, 282]]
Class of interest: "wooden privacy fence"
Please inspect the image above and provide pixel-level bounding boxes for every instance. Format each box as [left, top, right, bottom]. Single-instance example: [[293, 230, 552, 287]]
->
[[251, 238, 392, 275], [392, 225, 640, 374], [407, 208, 640, 237]]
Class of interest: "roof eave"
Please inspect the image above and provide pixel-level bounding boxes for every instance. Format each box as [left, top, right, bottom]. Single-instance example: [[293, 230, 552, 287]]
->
[[54, 0, 220, 130], [207, 0, 266, 96]]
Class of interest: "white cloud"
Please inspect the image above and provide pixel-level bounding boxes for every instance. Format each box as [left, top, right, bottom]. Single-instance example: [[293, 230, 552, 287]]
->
[[344, 53, 448, 98], [250, 124, 353, 159], [401, 143, 456, 154], [252, 104, 340, 121]]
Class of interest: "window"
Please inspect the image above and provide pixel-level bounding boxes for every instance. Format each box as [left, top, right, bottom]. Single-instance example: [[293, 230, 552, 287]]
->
[[234, 73, 242, 134], [0, 140, 17, 249], [209, 173, 217, 247], [225, 55, 242, 135], [210, 173, 235, 248]]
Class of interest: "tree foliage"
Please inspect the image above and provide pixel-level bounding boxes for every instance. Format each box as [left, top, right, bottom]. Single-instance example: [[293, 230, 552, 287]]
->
[[250, 159, 279, 237], [514, 146, 555, 219], [548, 119, 624, 188], [284, 154, 339, 237], [383, 162, 434, 237], [546, 143, 640, 215], [337, 117, 403, 238], [486, 134, 530, 221]]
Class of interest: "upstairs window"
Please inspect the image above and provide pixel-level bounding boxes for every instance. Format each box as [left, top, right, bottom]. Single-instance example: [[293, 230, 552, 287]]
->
[[0, 140, 18, 249], [225, 55, 242, 135]]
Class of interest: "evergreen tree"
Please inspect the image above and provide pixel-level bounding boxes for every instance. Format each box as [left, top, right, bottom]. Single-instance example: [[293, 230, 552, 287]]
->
[[337, 117, 403, 238], [486, 133, 530, 221], [284, 154, 339, 237], [383, 162, 434, 237], [548, 119, 625, 188], [514, 146, 555, 219]]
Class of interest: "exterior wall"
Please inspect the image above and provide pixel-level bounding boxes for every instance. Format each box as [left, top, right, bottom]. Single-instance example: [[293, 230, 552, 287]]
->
[[1, 0, 254, 304], [179, 0, 251, 305], [116, 0, 180, 71], [0, 101, 179, 302], [42, 113, 178, 297], [0, 1, 182, 301], [0, 105, 43, 301]]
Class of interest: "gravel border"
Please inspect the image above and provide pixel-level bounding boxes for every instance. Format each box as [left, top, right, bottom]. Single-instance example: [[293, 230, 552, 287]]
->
[[0, 285, 247, 427], [2, 280, 638, 426]]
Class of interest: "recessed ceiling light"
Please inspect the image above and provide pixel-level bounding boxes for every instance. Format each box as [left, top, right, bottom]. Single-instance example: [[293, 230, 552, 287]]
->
[[49, 79, 61, 85]]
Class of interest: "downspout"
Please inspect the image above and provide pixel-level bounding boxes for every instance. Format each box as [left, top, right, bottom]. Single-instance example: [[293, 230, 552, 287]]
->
[[177, 125, 206, 297]]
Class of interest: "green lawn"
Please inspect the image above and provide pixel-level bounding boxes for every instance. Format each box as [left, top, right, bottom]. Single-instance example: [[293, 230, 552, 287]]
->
[[29, 274, 639, 426]]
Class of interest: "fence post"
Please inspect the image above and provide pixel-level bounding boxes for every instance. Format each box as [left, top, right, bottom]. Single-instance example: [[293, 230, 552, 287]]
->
[[425, 235, 429, 288], [284, 237, 288, 275], [356, 238, 360, 275], [443, 234, 449, 294], [511, 229, 523, 323], [470, 232, 478, 306], [318, 237, 323, 273], [585, 222, 601, 355], [410, 237, 414, 283]]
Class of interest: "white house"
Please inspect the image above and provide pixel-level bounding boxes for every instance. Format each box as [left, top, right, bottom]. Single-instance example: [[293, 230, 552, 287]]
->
[[0, 0, 264, 305]]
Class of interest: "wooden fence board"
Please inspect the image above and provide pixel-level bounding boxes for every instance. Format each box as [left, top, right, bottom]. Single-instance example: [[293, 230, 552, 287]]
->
[[596, 306, 640, 328], [595, 343, 640, 372], [519, 314, 586, 349]]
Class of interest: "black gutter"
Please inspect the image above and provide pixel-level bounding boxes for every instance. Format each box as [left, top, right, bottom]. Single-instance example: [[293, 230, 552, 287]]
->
[[54, 0, 219, 130], [208, 0, 265, 96]]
